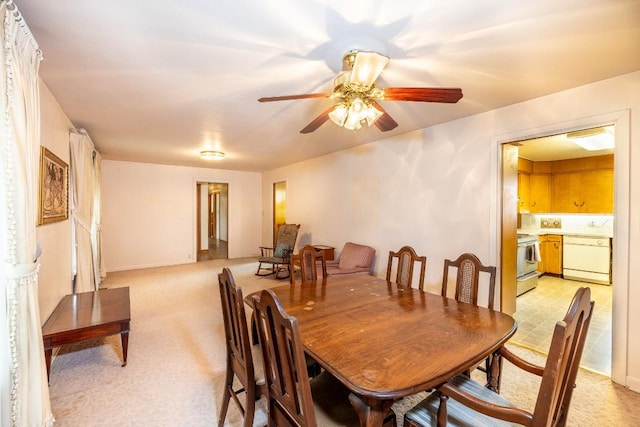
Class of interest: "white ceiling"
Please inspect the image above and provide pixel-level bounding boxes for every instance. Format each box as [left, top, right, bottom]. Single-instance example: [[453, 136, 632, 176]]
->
[[14, 0, 640, 172]]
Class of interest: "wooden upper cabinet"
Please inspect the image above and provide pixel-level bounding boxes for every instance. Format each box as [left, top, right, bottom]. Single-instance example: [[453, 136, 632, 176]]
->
[[517, 173, 530, 213], [551, 170, 613, 213], [529, 174, 550, 213], [581, 169, 614, 213], [518, 154, 613, 214]]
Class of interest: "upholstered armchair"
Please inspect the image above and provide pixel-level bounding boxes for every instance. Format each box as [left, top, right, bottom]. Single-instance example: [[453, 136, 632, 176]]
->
[[324, 242, 376, 276]]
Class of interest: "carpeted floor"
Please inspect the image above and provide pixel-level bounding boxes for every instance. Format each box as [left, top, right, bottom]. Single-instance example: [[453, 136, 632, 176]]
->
[[46, 258, 640, 426]]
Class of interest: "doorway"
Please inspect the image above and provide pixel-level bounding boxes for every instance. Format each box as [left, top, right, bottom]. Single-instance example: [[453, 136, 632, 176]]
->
[[197, 182, 228, 261], [501, 126, 614, 376], [273, 181, 287, 247]]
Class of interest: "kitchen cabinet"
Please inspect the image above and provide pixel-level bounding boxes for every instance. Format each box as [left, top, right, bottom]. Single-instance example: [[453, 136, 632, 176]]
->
[[539, 234, 563, 275], [529, 174, 550, 213], [517, 173, 530, 213], [551, 170, 613, 213]]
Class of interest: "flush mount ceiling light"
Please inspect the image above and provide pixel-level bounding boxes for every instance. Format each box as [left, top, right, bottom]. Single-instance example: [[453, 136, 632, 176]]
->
[[200, 150, 225, 160], [258, 50, 463, 133], [566, 126, 614, 151]]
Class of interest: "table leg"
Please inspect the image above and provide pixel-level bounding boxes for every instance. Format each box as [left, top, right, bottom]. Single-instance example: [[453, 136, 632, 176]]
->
[[487, 350, 503, 393], [348, 392, 394, 427], [45, 348, 52, 382], [121, 331, 129, 367]]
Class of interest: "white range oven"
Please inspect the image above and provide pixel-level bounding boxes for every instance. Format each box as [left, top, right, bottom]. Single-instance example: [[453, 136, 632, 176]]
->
[[563, 235, 611, 285], [516, 234, 540, 296]]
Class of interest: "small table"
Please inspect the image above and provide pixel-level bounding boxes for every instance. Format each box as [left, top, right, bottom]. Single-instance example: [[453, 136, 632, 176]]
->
[[312, 245, 335, 261], [42, 287, 131, 382]]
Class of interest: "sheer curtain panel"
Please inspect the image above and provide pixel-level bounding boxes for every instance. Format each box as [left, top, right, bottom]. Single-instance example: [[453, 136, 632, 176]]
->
[[69, 129, 102, 292], [0, 1, 54, 426]]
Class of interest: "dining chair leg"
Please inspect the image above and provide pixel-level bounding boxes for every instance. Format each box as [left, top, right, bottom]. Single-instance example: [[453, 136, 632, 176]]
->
[[217, 368, 233, 427]]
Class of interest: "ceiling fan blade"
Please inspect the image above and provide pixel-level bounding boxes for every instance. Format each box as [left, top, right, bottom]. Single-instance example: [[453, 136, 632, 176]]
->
[[300, 105, 336, 134], [349, 51, 390, 87], [382, 87, 463, 103], [258, 93, 330, 102], [371, 102, 398, 132]]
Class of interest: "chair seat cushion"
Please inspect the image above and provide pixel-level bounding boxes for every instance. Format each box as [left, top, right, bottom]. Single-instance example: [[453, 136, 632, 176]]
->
[[273, 243, 290, 258], [257, 256, 287, 263], [326, 266, 370, 276], [404, 375, 520, 427]]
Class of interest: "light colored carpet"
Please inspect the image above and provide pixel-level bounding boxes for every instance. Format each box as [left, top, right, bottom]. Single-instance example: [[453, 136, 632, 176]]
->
[[46, 258, 640, 426]]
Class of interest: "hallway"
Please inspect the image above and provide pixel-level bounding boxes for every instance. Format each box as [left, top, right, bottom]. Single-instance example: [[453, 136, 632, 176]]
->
[[197, 237, 228, 261], [512, 275, 612, 375]]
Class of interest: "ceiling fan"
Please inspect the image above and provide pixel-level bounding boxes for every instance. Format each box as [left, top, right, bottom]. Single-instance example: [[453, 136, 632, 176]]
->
[[258, 50, 463, 134]]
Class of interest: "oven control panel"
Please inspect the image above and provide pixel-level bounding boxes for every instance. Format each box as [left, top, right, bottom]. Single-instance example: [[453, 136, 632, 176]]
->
[[540, 217, 562, 228]]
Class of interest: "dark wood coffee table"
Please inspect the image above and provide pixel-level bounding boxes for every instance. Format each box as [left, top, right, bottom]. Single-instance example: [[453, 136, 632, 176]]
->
[[42, 287, 131, 382]]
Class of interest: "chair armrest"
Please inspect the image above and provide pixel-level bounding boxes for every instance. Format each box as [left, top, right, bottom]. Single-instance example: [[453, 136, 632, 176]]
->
[[438, 380, 533, 426], [499, 346, 545, 377]]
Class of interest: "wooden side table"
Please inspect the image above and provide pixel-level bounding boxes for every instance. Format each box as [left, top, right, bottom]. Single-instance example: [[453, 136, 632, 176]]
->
[[312, 245, 335, 261], [42, 287, 131, 382]]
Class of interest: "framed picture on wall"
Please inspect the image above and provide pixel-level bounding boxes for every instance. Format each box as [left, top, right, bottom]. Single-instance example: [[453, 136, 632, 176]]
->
[[38, 146, 69, 225]]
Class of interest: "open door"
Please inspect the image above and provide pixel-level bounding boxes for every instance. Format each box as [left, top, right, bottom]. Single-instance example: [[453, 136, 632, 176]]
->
[[273, 181, 286, 247], [500, 143, 518, 315], [197, 182, 228, 261]]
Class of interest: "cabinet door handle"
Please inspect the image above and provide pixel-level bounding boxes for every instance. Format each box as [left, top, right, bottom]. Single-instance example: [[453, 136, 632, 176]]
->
[[573, 201, 586, 207], [530, 202, 536, 207]]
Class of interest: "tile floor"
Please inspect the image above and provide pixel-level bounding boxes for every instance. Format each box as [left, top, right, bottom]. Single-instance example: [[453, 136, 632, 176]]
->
[[512, 274, 612, 375]]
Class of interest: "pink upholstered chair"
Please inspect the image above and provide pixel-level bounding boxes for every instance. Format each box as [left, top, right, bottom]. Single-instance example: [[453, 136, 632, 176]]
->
[[325, 242, 376, 276]]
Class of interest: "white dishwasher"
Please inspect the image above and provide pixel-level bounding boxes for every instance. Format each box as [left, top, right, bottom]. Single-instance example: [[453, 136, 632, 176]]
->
[[563, 235, 611, 285]]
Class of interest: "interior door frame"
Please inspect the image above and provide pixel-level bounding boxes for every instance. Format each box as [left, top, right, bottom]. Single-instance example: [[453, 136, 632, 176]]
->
[[194, 181, 229, 260], [495, 110, 630, 386]]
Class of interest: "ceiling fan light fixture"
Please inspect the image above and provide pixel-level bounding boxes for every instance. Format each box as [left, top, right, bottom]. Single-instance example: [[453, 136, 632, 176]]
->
[[348, 51, 390, 87], [329, 99, 382, 131], [200, 150, 225, 160], [328, 103, 349, 126], [364, 102, 383, 125], [343, 108, 364, 131]]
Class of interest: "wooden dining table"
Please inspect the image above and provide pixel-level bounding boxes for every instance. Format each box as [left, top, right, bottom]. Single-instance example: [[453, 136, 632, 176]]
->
[[246, 274, 517, 427]]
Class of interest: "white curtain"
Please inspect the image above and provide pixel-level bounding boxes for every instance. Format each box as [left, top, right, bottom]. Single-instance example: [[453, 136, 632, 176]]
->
[[93, 152, 106, 281], [0, 1, 54, 426], [70, 130, 103, 292]]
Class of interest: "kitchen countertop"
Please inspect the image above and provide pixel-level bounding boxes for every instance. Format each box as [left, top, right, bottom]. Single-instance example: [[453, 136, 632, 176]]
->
[[517, 229, 613, 238]]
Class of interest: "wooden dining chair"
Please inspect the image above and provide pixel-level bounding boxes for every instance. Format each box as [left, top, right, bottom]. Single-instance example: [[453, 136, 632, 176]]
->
[[217, 268, 265, 427], [403, 286, 594, 427], [251, 288, 362, 427], [291, 244, 327, 285], [441, 252, 496, 309], [386, 245, 427, 290], [441, 252, 497, 381]]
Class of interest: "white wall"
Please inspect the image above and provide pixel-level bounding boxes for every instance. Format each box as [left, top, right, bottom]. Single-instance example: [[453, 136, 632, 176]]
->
[[101, 161, 261, 271], [261, 71, 640, 390], [36, 82, 74, 320], [219, 187, 229, 241]]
